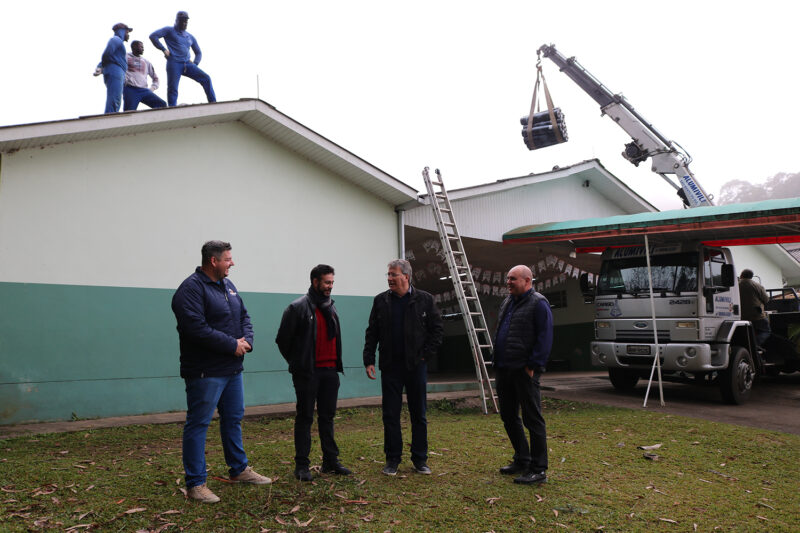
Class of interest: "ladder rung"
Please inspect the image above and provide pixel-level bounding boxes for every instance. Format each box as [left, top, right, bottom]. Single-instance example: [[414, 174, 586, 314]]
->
[[431, 181, 443, 186], [478, 345, 492, 349], [474, 328, 487, 332], [443, 222, 455, 226]]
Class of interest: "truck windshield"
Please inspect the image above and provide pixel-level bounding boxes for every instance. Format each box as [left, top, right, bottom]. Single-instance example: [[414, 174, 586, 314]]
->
[[597, 252, 698, 295]]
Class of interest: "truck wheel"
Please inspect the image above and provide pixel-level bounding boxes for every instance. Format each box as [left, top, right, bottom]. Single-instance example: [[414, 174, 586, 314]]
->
[[608, 369, 639, 390], [720, 346, 755, 404]]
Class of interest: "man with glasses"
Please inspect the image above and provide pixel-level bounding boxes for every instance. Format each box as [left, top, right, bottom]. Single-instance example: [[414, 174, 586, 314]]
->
[[363, 259, 443, 476]]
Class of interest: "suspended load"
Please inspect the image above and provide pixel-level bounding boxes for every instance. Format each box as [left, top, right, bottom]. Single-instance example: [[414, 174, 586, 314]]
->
[[521, 52, 568, 151], [521, 108, 568, 149]]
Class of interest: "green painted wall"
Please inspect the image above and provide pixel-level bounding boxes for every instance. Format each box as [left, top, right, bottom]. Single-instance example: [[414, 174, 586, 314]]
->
[[0, 282, 382, 425]]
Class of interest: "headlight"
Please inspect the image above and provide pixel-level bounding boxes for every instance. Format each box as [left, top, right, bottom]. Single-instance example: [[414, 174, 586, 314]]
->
[[676, 321, 697, 329], [596, 321, 611, 328]]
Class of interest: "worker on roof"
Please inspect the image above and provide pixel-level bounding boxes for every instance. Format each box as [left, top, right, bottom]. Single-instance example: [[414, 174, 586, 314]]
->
[[149, 11, 216, 106], [97, 23, 132, 114]]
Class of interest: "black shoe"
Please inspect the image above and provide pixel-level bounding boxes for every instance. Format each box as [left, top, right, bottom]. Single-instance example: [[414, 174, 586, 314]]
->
[[294, 468, 313, 482], [412, 461, 432, 475], [382, 463, 399, 476], [513, 470, 547, 485], [321, 461, 352, 475], [499, 462, 528, 476]]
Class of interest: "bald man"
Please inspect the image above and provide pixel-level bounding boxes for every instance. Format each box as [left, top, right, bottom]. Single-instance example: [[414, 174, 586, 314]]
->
[[493, 265, 554, 485]]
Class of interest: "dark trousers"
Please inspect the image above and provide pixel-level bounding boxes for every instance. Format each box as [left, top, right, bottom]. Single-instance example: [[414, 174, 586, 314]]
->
[[381, 360, 427, 465], [123, 86, 167, 110], [495, 367, 548, 472], [165, 60, 216, 106], [292, 368, 340, 468]]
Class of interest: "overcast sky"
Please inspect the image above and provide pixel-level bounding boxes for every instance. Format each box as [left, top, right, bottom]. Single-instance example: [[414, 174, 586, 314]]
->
[[2, 1, 797, 210]]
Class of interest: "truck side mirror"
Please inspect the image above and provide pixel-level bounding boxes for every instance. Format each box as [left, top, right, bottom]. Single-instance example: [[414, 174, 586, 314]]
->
[[579, 272, 595, 303], [721, 264, 735, 287]]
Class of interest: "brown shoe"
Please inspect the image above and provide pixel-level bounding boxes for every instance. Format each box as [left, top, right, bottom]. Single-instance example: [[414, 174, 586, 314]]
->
[[186, 483, 220, 503], [230, 466, 272, 485]]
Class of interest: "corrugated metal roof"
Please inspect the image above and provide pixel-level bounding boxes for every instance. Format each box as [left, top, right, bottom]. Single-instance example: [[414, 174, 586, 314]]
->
[[0, 99, 418, 206], [503, 197, 800, 247]]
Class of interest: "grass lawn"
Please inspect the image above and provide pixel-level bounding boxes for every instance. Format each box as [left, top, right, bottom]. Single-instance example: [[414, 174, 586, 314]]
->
[[1, 398, 798, 532]]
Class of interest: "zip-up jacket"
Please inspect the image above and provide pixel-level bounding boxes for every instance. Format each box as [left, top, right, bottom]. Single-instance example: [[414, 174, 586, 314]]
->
[[493, 289, 553, 371], [275, 294, 343, 376], [101, 28, 129, 71], [363, 287, 443, 370], [172, 267, 254, 378]]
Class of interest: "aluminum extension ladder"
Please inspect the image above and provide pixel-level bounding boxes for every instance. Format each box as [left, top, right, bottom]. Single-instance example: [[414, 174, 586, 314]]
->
[[422, 167, 498, 414]]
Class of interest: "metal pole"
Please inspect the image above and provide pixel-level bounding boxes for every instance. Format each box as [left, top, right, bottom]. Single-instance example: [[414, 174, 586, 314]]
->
[[642, 234, 665, 407]]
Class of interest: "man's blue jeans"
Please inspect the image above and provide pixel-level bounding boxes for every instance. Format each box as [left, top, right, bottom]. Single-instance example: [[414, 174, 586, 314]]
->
[[123, 86, 167, 111], [183, 373, 248, 488], [380, 360, 428, 466], [103, 64, 125, 113], [166, 60, 216, 106]]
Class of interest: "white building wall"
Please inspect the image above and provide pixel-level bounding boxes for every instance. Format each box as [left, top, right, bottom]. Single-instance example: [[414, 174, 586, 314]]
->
[[405, 174, 627, 242], [730, 246, 785, 289], [0, 122, 397, 296]]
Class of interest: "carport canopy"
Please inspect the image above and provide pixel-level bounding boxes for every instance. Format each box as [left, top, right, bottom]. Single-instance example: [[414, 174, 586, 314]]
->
[[503, 198, 800, 251]]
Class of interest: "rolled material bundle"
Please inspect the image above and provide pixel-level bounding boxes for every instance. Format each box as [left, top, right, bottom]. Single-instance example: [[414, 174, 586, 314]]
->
[[521, 107, 568, 150]]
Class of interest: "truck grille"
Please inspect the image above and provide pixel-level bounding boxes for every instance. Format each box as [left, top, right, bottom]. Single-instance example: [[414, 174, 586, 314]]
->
[[616, 329, 670, 343]]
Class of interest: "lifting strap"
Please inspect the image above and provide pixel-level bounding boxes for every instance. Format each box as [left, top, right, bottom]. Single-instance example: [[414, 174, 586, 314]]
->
[[526, 55, 563, 148]]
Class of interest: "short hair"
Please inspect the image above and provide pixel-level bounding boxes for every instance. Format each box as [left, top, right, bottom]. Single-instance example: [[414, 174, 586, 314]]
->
[[740, 269, 754, 279], [388, 259, 412, 279], [310, 264, 335, 282], [131, 40, 143, 47], [201, 240, 231, 265]]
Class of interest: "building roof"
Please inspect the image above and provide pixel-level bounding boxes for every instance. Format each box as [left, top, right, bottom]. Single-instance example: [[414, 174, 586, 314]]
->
[[0, 99, 418, 206], [412, 159, 657, 213], [503, 197, 800, 248]]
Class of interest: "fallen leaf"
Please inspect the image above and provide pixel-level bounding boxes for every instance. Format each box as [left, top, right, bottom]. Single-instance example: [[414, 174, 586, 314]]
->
[[553, 509, 559, 517], [659, 518, 678, 523], [160, 510, 182, 515], [535, 494, 544, 503], [275, 516, 289, 525], [486, 497, 501, 505], [529, 516, 536, 523], [756, 502, 775, 510], [638, 443, 663, 450], [124, 507, 146, 514], [360, 513, 374, 522], [344, 500, 369, 505], [85, 485, 95, 492], [65, 524, 93, 531], [288, 505, 300, 514], [756, 516, 769, 521]]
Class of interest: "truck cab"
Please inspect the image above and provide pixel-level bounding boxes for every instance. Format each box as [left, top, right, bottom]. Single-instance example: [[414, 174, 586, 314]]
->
[[586, 242, 759, 403]]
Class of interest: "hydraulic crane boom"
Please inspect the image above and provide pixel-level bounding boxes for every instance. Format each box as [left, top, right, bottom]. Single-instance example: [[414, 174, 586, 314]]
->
[[538, 44, 713, 208]]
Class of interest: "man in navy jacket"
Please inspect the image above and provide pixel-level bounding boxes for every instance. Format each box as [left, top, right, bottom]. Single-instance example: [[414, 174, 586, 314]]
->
[[493, 264, 553, 485], [149, 11, 216, 106], [172, 240, 270, 503]]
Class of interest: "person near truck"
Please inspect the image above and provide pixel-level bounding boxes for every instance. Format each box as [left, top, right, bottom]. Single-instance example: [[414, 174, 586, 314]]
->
[[363, 259, 443, 476], [171, 240, 271, 503], [275, 264, 351, 482], [738, 268, 770, 345], [493, 264, 553, 485], [149, 11, 216, 106]]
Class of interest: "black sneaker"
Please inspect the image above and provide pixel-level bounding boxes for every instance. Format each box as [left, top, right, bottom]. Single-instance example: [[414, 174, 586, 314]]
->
[[321, 461, 352, 475], [382, 463, 399, 476], [412, 462, 432, 475], [513, 470, 547, 485], [499, 462, 528, 475], [294, 468, 313, 482]]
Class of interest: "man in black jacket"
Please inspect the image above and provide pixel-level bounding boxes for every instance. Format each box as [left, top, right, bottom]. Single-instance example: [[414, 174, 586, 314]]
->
[[276, 265, 350, 481], [493, 265, 554, 486], [172, 241, 271, 504], [363, 259, 443, 476]]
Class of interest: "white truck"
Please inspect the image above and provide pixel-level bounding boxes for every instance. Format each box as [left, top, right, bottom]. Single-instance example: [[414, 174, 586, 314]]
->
[[539, 44, 800, 403], [580, 243, 800, 404]]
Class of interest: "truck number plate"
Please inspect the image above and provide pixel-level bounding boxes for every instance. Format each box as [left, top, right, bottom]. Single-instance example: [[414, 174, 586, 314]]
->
[[626, 345, 651, 355]]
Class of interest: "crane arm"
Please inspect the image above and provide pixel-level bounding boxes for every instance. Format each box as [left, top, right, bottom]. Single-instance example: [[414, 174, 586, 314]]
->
[[537, 44, 713, 208]]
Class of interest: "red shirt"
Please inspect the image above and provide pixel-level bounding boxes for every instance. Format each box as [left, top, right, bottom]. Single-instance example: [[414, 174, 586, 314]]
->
[[315, 308, 337, 368]]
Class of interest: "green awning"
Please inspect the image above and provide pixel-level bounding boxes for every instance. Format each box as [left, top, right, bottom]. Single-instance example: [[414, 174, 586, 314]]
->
[[503, 198, 800, 249]]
